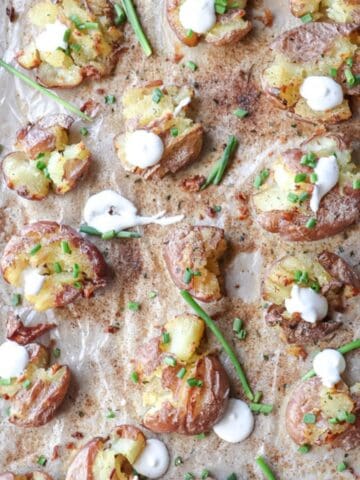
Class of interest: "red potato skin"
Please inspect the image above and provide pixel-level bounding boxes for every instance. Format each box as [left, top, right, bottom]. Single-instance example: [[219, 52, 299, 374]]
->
[[1, 221, 108, 307], [0, 474, 53, 480], [65, 438, 104, 480], [7, 312, 56, 345]]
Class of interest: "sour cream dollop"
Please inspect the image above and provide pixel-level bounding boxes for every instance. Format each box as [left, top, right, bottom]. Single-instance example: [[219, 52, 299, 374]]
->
[[22, 268, 46, 296], [213, 398, 254, 443], [0, 341, 29, 378], [310, 155, 339, 213], [35, 21, 69, 53], [313, 349, 346, 388], [300, 76, 343, 111], [133, 439, 170, 479], [83, 190, 184, 234], [179, 0, 216, 34], [285, 285, 328, 324], [125, 130, 164, 169]]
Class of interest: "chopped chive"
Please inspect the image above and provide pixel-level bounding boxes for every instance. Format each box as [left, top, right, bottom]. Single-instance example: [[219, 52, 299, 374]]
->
[[254, 169, 270, 189], [148, 290, 157, 299], [80, 225, 102, 236], [183, 267, 201, 284], [201, 469, 210, 479], [301, 12, 313, 23], [54, 262, 62, 273], [63, 28, 71, 43], [186, 29, 193, 37], [346, 57, 354, 67], [106, 409, 116, 419], [174, 456, 183, 466], [181, 290, 254, 401], [294, 173, 307, 183], [11, 293, 21, 306], [196, 432, 206, 440], [170, 127, 179, 137], [306, 218, 317, 229], [44, 167, 51, 179], [23, 379, 31, 390], [37, 455, 47, 466], [337, 461, 347, 472], [256, 456, 277, 480], [250, 403, 273, 415], [115, 231, 142, 238], [254, 391, 263, 403], [128, 301, 140, 311], [310, 173, 318, 184], [186, 61, 198, 71], [233, 108, 248, 119], [61, 241, 71, 254], [29, 243, 41, 256], [162, 331, 170, 344], [80, 127, 88, 136], [72, 263, 80, 279], [227, 474, 237, 480], [73, 281, 82, 289], [213, 205, 222, 212], [36, 160, 47, 171], [237, 329, 247, 340], [114, 3, 127, 25], [310, 281, 320, 293], [0, 60, 91, 121], [287, 192, 299, 203], [121, 0, 153, 57], [105, 94, 116, 105], [130, 371, 139, 383], [79, 21, 99, 30], [300, 151, 317, 168], [345, 68, 356, 87], [184, 474, 195, 480], [164, 356, 177, 367], [71, 43, 81, 53], [215, 4, 227, 14], [53, 348, 61, 358], [294, 270, 309, 284], [303, 413, 316, 424], [177, 367, 187, 379], [102, 230, 116, 240], [0, 378, 12, 385], [233, 317, 243, 333], [329, 417, 338, 424], [329, 67, 338, 78], [152, 87, 163, 103], [353, 179, 360, 190], [299, 191, 310, 203], [202, 135, 238, 189], [298, 444, 311, 453], [187, 377, 203, 387], [36, 153, 45, 160]]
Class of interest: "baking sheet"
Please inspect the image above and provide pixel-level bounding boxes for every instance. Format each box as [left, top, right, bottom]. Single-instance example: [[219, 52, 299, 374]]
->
[[0, 0, 360, 478]]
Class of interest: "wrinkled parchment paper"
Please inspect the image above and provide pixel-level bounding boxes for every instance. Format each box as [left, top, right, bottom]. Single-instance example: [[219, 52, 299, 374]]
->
[[0, 0, 360, 478]]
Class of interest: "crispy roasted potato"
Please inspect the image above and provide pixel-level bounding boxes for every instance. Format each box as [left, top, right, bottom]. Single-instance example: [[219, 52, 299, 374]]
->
[[163, 225, 227, 302], [135, 314, 230, 435], [290, 0, 360, 23], [263, 251, 360, 344], [0, 473, 53, 480], [262, 23, 359, 123], [65, 425, 146, 480], [0, 343, 70, 427], [17, 0, 123, 88], [114, 84, 204, 179], [252, 135, 360, 241], [1, 221, 107, 311], [166, 0, 251, 47], [286, 377, 360, 449], [2, 114, 91, 201]]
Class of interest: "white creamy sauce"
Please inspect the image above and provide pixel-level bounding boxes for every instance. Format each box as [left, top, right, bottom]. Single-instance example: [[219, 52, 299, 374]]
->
[[313, 349, 346, 388], [125, 130, 164, 169], [179, 0, 216, 34], [300, 76, 344, 111], [22, 268, 46, 296], [83, 190, 184, 234], [310, 155, 339, 213], [285, 285, 328, 324], [133, 439, 170, 479], [174, 97, 191, 116], [35, 21, 69, 53], [0, 341, 29, 379], [213, 398, 254, 443]]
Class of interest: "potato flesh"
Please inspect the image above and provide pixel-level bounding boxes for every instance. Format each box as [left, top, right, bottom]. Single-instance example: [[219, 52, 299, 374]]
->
[[292, 0, 359, 22], [163, 315, 205, 362]]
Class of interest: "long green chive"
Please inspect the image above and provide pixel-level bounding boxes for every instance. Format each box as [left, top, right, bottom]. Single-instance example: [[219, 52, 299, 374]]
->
[[298, 444, 311, 453], [202, 136, 238, 189], [254, 169, 270, 189], [301, 12, 313, 23], [152, 87, 163, 103], [61, 241, 71, 254], [102, 230, 116, 240], [177, 367, 187, 379], [303, 413, 316, 424], [233, 108, 248, 119], [130, 371, 139, 383], [250, 403, 274, 415], [164, 356, 177, 367], [186, 61, 198, 71], [181, 290, 254, 400], [11, 293, 21, 306], [116, 231, 142, 238], [128, 301, 140, 311], [187, 377, 203, 387], [80, 225, 102, 236], [37, 455, 47, 466], [72, 263, 80, 279], [121, 0, 153, 57], [0, 60, 91, 121], [114, 3, 127, 25], [29, 244, 41, 256], [302, 338, 360, 380], [256, 456, 277, 480]]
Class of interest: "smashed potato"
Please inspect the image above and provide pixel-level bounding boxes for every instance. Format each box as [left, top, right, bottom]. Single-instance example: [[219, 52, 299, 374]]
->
[[252, 135, 360, 241], [1, 221, 107, 311], [286, 377, 360, 449], [263, 251, 360, 344], [135, 314, 230, 435], [65, 425, 146, 480], [0, 474, 53, 480], [290, 0, 360, 23], [114, 83, 204, 179], [166, 0, 251, 47], [2, 114, 91, 201], [163, 225, 227, 302], [0, 343, 70, 427], [262, 23, 360, 123], [17, 0, 123, 88]]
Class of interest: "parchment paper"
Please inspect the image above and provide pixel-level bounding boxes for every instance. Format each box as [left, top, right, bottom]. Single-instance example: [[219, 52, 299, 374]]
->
[[0, 0, 359, 478]]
